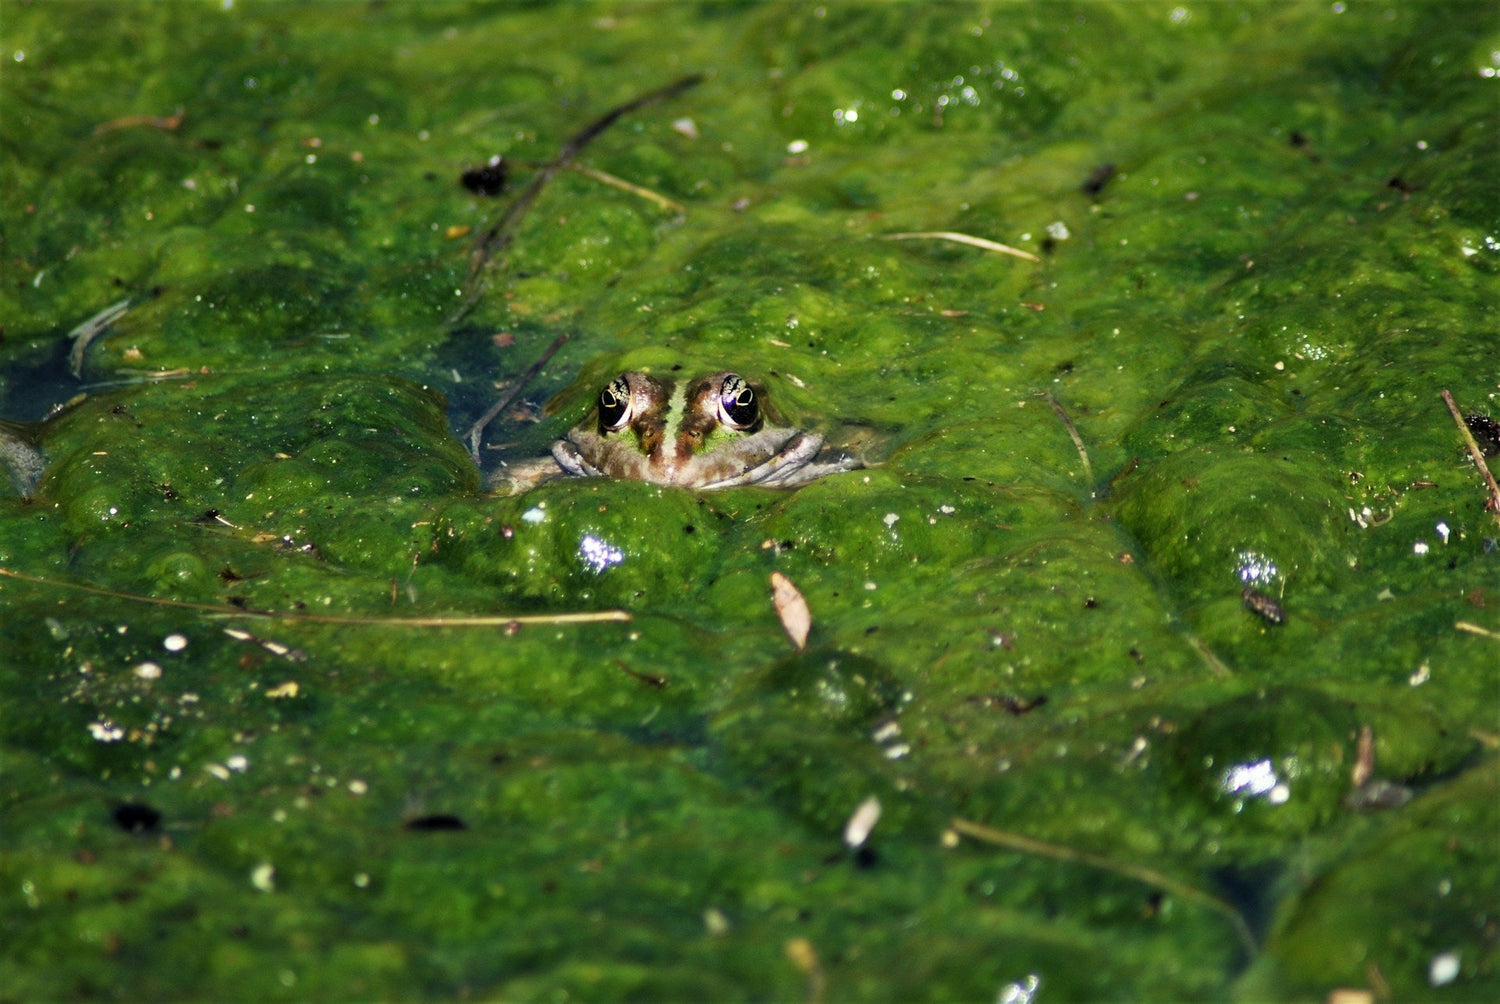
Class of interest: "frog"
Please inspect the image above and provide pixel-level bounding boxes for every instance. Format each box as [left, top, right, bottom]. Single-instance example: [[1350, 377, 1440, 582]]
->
[[489, 370, 859, 493]]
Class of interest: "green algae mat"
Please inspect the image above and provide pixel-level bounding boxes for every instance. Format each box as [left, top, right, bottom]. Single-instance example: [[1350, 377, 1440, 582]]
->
[[3, 2, 1498, 999]]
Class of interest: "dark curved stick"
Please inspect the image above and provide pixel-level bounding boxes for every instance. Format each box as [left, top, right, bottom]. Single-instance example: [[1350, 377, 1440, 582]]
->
[[449, 73, 705, 325], [465, 332, 570, 462]]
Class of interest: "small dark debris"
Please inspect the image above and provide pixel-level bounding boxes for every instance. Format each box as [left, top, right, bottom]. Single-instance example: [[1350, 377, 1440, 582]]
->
[[1001, 694, 1046, 716], [967, 693, 1047, 716], [1081, 162, 1116, 197], [461, 156, 510, 196], [113, 802, 162, 833], [1083, 596, 1099, 609], [1386, 176, 1418, 193], [1465, 413, 1500, 457], [158, 483, 179, 501], [616, 659, 668, 690], [1288, 131, 1322, 161], [404, 813, 468, 832], [1242, 587, 1286, 626], [683, 524, 696, 534]]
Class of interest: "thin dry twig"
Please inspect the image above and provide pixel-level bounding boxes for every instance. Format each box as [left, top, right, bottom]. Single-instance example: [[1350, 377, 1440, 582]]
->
[[235, 610, 630, 627], [81, 369, 201, 393], [1040, 391, 1094, 493], [1455, 620, 1500, 640], [93, 107, 185, 136], [1440, 389, 1500, 526], [564, 164, 686, 214], [0, 566, 628, 627], [1183, 632, 1234, 678], [1352, 724, 1375, 788], [465, 331, 570, 461], [879, 230, 1041, 263], [451, 74, 705, 324], [949, 816, 1257, 956]]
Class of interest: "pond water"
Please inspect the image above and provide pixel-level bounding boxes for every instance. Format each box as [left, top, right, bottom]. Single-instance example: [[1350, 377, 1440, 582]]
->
[[2, 2, 1497, 999]]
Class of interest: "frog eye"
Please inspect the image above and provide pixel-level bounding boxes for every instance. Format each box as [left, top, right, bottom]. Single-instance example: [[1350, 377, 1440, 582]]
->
[[716, 373, 760, 430], [598, 376, 633, 432]]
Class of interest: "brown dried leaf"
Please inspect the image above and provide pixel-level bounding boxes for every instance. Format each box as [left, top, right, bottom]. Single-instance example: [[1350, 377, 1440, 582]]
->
[[770, 571, 810, 650]]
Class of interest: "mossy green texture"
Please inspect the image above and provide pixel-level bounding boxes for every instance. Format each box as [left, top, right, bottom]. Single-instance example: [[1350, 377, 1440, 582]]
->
[[3, 2, 1498, 1000]]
